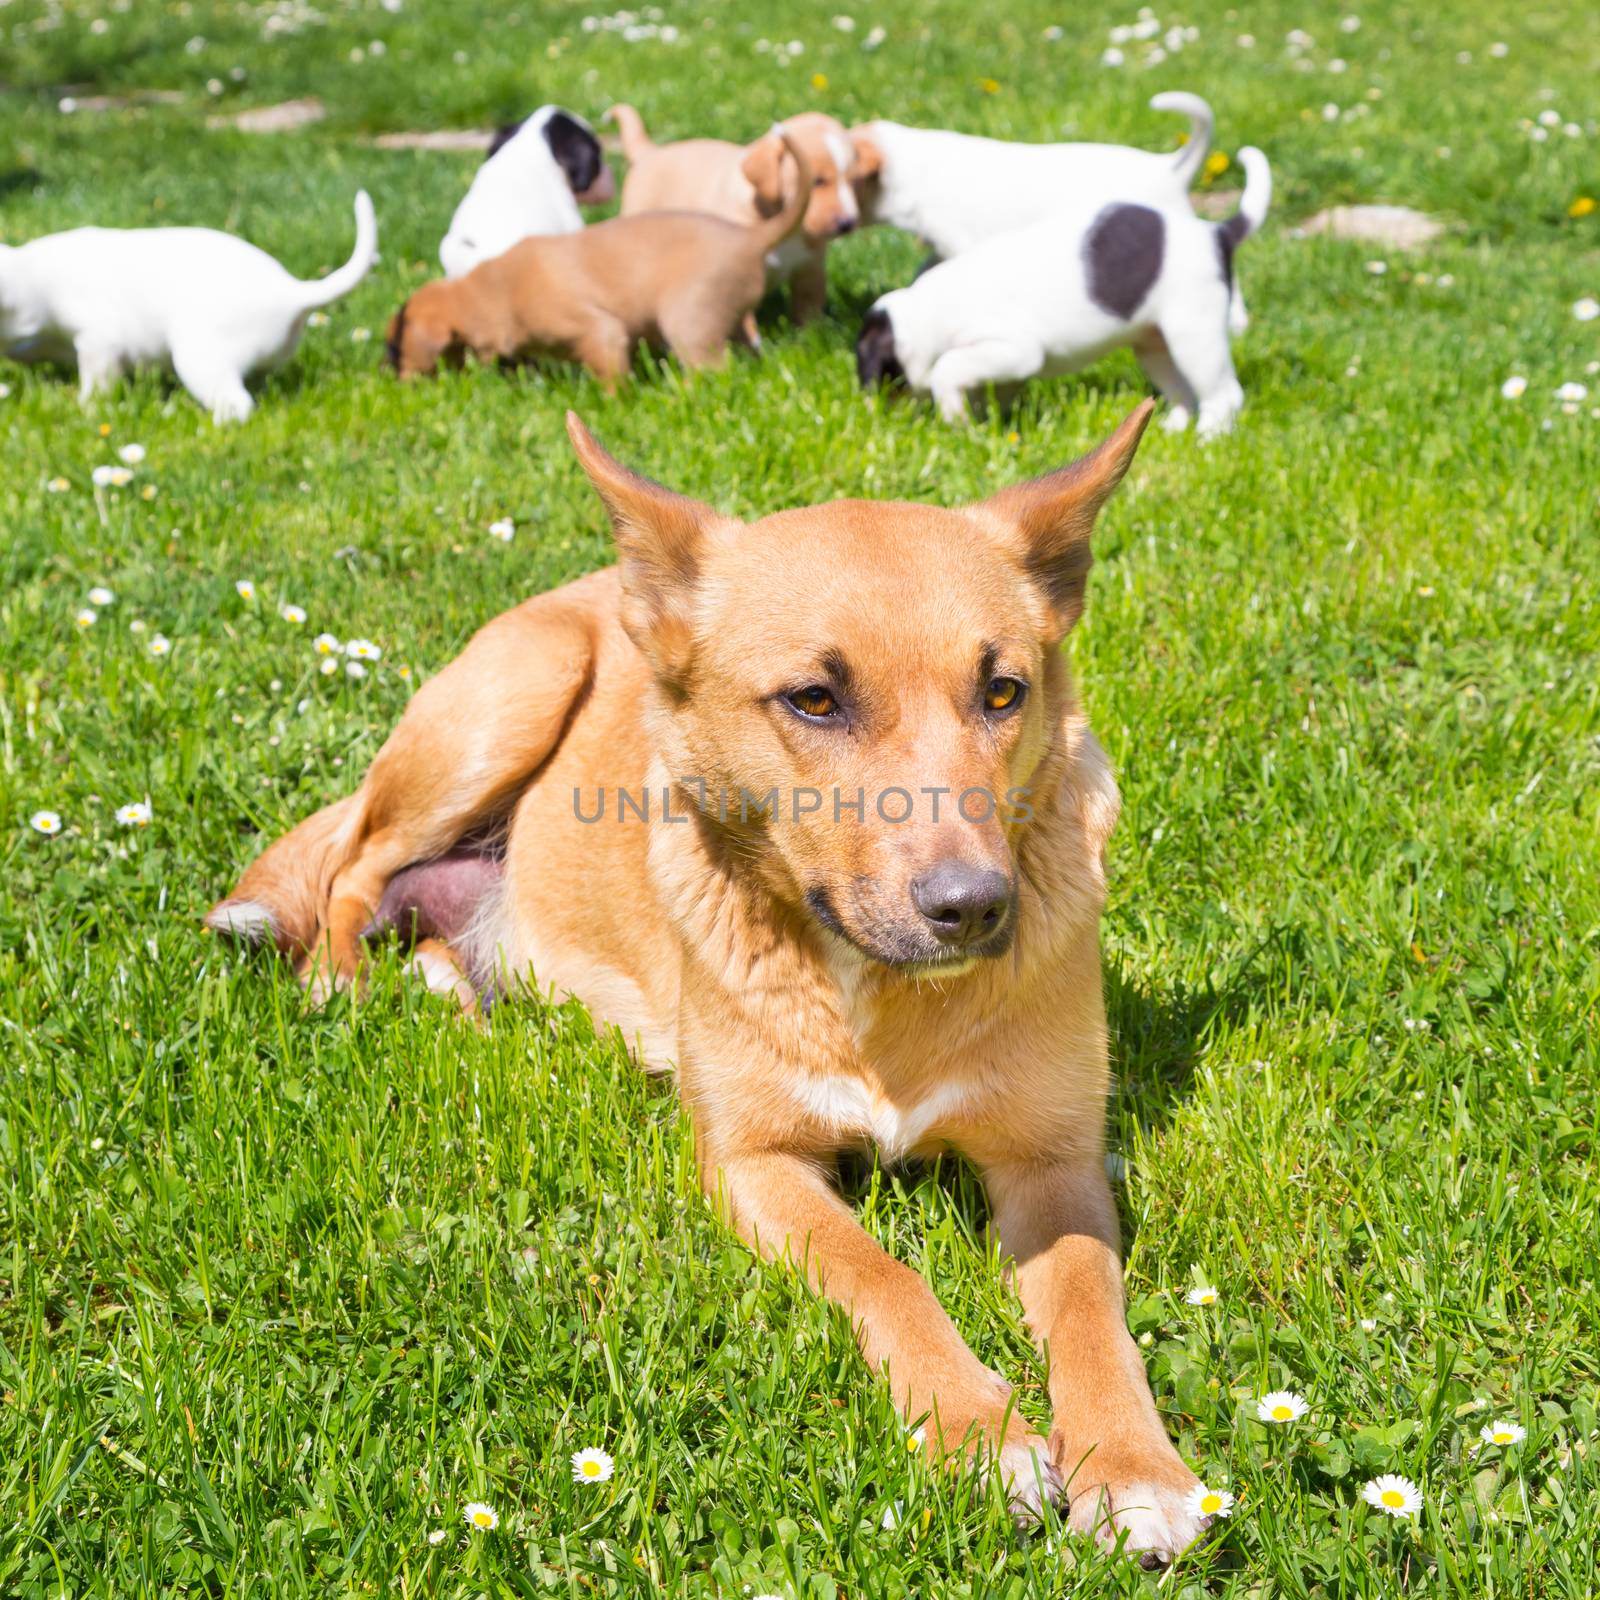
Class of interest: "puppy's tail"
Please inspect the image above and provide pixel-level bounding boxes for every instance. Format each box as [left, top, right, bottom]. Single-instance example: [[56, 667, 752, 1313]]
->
[[1220, 146, 1272, 245], [294, 190, 379, 311], [752, 124, 813, 254], [206, 793, 362, 958], [606, 103, 655, 162], [1149, 91, 1214, 188]]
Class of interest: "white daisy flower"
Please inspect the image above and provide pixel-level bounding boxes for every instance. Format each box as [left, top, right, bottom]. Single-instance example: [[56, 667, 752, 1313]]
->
[[116, 800, 152, 827], [0, 382, 10, 398], [308, 311, 329, 327], [1575, 298, 1600, 323], [1500, 375, 1528, 399], [313, 632, 342, 656], [1185, 1285, 1220, 1306], [880, 1500, 902, 1529], [320, 657, 340, 676], [571, 1446, 614, 1484], [1537, 109, 1561, 128], [1256, 1390, 1309, 1424], [1489, 40, 1508, 56], [88, 586, 115, 606], [1102, 46, 1125, 65], [118, 443, 146, 465], [1236, 32, 1255, 46], [1529, 126, 1548, 142], [345, 638, 382, 661], [1362, 1474, 1422, 1518], [1360, 1317, 1378, 1331], [862, 24, 885, 49], [905, 1426, 926, 1455], [1480, 1419, 1526, 1447], [47, 476, 71, 492], [280, 603, 308, 625], [91, 464, 133, 488], [31, 810, 63, 835], [1366, 259, 1388, 275], [1185, 1483, 1235, 1518], [351, 326, 372, 343], [76, 607, 98, 628], [1555, 381, 1589, 402], [129, 618, 146, 633], [426, 1528, 447, 1545], [235, 579, 256, 601], [345, 660, 368, 680], [1339, 14, 1361, 31], [462, 1501, 499, 1531], [149, 634, 172, 657], [488, 517, 515, 541], [832, 14, 855, 30]]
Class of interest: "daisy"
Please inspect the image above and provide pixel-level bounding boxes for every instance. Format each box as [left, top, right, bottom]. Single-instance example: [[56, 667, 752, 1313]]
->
[[1256, 1390, 1309, 1424], [1360, 1317, 1378, 1331], [1480, 1419, 1526, 1447], [1575, 298, 1600, 322], [141, 485, 158, 500], [88, 586, 115, 606], [345, 638, 382, 661], [118, 443, 146, 465], [905, 1426, 926, 1455], [426, 1528, 447, 1545], [91, 464, 133, 488], [308, 310, 329, 327], [345, 660, 368, 680], [116, 801, 152, 827], [31, 810, 63, 835], [1366, 260, 1388, 275], [1362, 1474, 1422, 1518], [320, 657, 340, 676], [235, 579, 256, 601], [1186, 1285, 1220, 1306], [350, 326, 372, 343], [488, 518, 514, 546], [1101, 46, 1125, 65], [1185, 1483, 1235, 1519], [571, 1446, 614, 1484], [1500, 375, 1528, 399], [47, 476, 70, 492], [149, 634, 172, 657], [281, 604, 307, 625], [76, 607, 98, 628], [1538, 109, 1561, 128], [313, 632, 342, 656], [1555, 382, 1589, 402], [462, 1501, 499, 1531], [0, 382, 10, 398]]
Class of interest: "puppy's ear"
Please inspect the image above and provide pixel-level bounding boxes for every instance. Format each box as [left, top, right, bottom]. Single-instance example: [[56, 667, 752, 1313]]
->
[[849, 126, 884, 179], [972, 400, 1153, 639], [740, 132, 787, 214], [566, 412, 736, 679]]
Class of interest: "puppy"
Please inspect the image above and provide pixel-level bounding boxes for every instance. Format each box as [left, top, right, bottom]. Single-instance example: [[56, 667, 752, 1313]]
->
[[387, 130, 809, 385], [208, 403, 1217, 1567], [0, 192, 376, 423], [609, 105, 859, 322], [440, 105, 615, 279], [852, 94, 1250, 335], [858, 148, 1270, 437]]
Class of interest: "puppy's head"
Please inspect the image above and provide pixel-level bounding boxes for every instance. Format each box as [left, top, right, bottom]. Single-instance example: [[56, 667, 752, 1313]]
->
[[741, 112, 859, 245], [487, 106, 615, 205], [846, 122, 886, 225], [384, 282, 466, 378], [855, 306, 904, 389], [567, 403, 1153, 975]]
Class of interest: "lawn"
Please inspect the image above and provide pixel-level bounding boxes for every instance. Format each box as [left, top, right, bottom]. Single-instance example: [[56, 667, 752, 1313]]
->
[[2, 0, 1598, 1594]]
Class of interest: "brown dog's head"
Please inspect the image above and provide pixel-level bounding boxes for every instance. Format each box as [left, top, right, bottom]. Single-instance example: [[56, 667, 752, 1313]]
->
[[384, 281, 468, 378], [568, 404, 1152, 974], [741, 111, 861, 245]]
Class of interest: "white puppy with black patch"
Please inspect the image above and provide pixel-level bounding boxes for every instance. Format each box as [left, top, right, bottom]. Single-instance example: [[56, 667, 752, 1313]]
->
[[856, 148, 1269, 438], [852, 93, 1250, 335], [0, 191, 376, 423], [439, 105, 614, 279]]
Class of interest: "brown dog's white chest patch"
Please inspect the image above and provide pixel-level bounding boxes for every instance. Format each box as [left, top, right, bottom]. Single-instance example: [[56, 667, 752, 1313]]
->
[[791, 1074, 975, 1161]]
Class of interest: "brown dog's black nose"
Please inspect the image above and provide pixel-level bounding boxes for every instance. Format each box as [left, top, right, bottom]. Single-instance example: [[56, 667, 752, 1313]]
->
[[911, 863, 1011, 946], [836, 216, 857, 235]]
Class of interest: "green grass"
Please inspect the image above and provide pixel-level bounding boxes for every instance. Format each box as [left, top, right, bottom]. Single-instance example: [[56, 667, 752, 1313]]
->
[[3, 0, 1599, 1594]]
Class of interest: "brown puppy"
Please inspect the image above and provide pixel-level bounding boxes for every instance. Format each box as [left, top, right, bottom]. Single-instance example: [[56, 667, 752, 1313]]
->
[[207, 404, 1212, 1566], [385, 129, 810, 385], [609, 106, 859, 323]]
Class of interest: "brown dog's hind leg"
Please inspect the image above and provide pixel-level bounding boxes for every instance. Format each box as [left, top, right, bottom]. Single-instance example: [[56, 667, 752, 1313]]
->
[[572, 315, 633, 391], [302, 595, 595, 1001]]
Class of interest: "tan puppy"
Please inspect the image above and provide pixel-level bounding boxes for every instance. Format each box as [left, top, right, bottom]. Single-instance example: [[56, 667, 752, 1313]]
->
[[207, 403, 1212, 1567], [385, 130, 810, 385], [609, 106, 859, 323]]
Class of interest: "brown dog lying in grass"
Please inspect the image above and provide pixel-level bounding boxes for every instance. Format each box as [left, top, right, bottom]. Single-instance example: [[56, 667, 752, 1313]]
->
[[208, 401, 1213, 1567], [385, 128, 810, 385]]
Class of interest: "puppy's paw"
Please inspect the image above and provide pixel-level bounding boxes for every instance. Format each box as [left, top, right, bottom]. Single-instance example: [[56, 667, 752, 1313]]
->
[[995, 1434, 1063, 1525], [1160, 405, 1192, 434], [1054, 1438, 1207, 1568]]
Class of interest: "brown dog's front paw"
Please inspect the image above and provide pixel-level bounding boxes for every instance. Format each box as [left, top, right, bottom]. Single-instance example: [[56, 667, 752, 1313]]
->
[[995, 1433, 1063, 1524], [1053, 1436, 1207, 1567]]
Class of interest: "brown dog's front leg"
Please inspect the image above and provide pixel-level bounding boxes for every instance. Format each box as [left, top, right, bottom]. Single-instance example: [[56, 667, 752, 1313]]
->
[[787, 255, 829, 325], [712, 1149, 1057, 1515], [985, 1158, 1205, 1565]]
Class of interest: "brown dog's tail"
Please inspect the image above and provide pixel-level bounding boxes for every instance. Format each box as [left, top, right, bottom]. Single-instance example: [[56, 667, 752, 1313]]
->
[[205, 793, 362, 958], [606, 103, 655, 163], [751, 124, 813, 255]]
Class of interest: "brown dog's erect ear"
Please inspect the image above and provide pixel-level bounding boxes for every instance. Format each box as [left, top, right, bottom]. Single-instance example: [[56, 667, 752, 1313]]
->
[[565, 412, 734, 678], [740, 131, 787, 214], [974, 400, 1154, 639]]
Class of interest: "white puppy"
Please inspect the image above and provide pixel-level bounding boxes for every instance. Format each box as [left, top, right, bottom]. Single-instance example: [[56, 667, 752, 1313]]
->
[[853, 93, 1249, 334], [439, 105, 614, 278], [856, 148, 1270, 438], [0, 191, 376, 423]]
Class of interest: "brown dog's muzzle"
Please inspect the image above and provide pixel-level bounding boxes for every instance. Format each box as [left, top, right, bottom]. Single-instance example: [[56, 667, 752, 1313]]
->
[[909, 861, 1012, 950]]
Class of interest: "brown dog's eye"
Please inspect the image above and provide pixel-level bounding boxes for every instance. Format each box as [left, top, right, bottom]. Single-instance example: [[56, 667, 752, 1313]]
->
[[985, 677, 1026, 714], [786, 685, 839, 720]]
